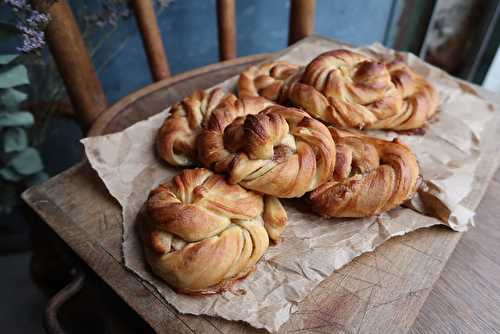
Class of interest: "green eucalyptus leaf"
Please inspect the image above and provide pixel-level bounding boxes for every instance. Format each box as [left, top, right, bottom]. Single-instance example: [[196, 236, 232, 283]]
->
[[0, 111, 34, 127], [0, 64, 29, 89], [3, 127, 28, 153], [8, 147, 44, 175], [0, 167, 23, 182], [0, 55, 17, 65], [1, 88, 27, 108]]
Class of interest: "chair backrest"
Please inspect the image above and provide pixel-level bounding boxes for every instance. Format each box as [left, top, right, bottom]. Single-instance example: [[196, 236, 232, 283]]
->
[[46, 0, 316, 129]]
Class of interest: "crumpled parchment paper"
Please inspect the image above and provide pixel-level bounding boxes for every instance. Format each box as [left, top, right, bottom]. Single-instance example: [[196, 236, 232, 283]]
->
[[82, 37, 500, 332]]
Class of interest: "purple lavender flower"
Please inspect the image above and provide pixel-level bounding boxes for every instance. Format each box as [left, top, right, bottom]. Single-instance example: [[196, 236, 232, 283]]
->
[[4, 0, 28, 10], [5, 0, 52, 53], [26, 10, 50, 26], [16, 24, 46, 53]]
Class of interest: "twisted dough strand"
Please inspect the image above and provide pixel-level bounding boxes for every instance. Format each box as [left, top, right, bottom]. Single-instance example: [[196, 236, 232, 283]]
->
[[238, 61, 301, 102], [288, 49, 402, 129], [384, 60, 439, 130], [199, 97, 336, 198], [309, 128, 420, 217], [288, 49, 438, 130], [141, 168, 287, 294], [156, 88, 235, 166]]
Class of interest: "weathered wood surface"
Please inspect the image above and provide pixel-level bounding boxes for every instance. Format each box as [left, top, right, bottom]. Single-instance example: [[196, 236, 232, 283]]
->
[[23, 44, 500, 333], [23, 163, 500, 334], [411, 170, 500, 334]]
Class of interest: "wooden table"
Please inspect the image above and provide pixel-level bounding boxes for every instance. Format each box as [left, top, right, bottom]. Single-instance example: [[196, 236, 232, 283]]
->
[[23, 54, 500, 333]]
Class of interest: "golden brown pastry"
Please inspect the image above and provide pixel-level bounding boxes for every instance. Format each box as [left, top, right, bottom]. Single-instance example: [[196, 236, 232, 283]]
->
[[309, 128, 419, 217], [384, 59, 439, 130], [140, 168, 287, 294], [238, 61, 300, 102], [288, 49, 438, 130], [198, 96, 336, 198], [156, 88, 235, 166]]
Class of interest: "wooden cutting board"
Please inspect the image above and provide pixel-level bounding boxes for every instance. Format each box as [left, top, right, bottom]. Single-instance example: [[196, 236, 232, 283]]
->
[[23, 37, 500, 333]]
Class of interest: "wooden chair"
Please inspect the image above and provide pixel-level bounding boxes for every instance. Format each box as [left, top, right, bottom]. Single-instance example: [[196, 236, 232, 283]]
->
[[24, 2, 500, 334], [46, 0, 316, 129], [34, 1, 315, 333]]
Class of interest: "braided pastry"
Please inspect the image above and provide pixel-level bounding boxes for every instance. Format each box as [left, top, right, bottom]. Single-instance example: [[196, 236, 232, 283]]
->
[[199, 97, 336, 198], [384, 59, 439, 130], [238, 61, 300, 102], [156, 88, 235, 166], [288, 49, 437, 130], [140, 168, 287, 294], [309, 128, 419, 217]]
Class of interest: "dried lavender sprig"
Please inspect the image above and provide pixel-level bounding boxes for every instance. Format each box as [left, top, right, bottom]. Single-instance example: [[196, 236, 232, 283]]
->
[[26, 10, 50, 26], [4, 0, 52, 53], [16, 24, 46, 53], [4, 0, 29, 10]]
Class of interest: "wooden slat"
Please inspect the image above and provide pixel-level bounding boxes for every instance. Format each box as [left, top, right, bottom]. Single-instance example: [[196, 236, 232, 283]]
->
[[45, 0, 107, 128], [288, 0, 316, 45], [217, 0, 237, 60], [88, 54, 270, 137], [131, 0, 171, 81]]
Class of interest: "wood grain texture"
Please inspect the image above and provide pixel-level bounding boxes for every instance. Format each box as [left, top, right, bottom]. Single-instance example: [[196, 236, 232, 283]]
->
[[24, 37, 500, 333], [288, 0, 316, 45], [411, 172, 500, 334], [23, 162, 500, 334], [217, 0, 237, 60], [132, 0, 171, 80], [46, 0, 107, 127]]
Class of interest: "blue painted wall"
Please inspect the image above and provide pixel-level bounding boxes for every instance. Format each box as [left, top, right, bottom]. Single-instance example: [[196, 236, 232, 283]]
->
[[89, 0, 397, 103]]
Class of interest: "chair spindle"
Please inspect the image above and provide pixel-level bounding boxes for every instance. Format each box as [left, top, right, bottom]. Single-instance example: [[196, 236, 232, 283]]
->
[[288, 0, 316, 45], [131, 0, 171, 81], [217, 0, 237, 60], [45, 0, 108, 128]]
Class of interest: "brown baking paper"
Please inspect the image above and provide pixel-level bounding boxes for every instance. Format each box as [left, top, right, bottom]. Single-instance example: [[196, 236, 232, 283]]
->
[[82, 37, 500, 332]]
